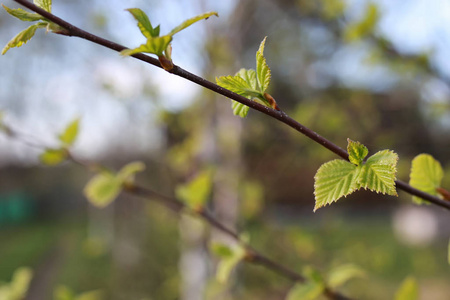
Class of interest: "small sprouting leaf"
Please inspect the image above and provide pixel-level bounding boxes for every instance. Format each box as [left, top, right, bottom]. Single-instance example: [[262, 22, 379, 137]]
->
[[2, 22, 46, 55], [285, 282, 324, 300], [394, 277, 418, 300], [176, 168, 214, 211], [211, 242, 246, 284], [116, 161, 146, 183], [216, 72, 258, 97], [314, 160, 359, 211], [256, 36, 271, 92], [125, 8, 159, 38], [231, 100, 249, 118], [40, 148, 68, 166], [236, 69, 260, 93], [34, 0, 52, 12], [358, 149, 398, 196], [59, 118, 80, 146], [347, 138, 368, 166], [168, 11, 218, 36], [409, 154, 444, 204], [120, 35, 172, 57], [2, 5, 44, 22], [327, 264, 365, 289], [84, 172, 121, 208]]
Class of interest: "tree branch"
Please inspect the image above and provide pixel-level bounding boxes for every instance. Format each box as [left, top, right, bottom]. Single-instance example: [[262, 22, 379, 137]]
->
[[11, 1, 450, 209]]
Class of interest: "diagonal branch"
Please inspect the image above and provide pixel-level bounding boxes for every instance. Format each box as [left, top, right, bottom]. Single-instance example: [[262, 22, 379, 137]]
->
[[11, 0, 450, 210]]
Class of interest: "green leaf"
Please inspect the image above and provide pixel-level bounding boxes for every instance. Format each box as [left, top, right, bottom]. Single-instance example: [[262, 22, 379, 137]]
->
[[210, 243, 234, 258], [176, 168, 214, 210], [213, 243, 246, 283], [116, 161, 146, 183], [2, 5, 44, 22], [394, 277, 418, 300], [314, 159, 359, 211], [409, 154, 444, 204], [84, 172, 121, 208], [9, 267, 33, 300], [40, 148, 68, 166], [285, 281, 324, 300], [236, 69, 260, 93], [216, 72, 259, 97], [168, 11, 218, 36], [357, 149, 398, 196], [327, 264, 365, 289], [345, 2, 379, 42], [59, 118, 80, 146], [256, 36, 271, 92], [34, 0, 52, 12], [231, 100, 249, 118], [120, 35, 172, 57], [2, 22, 46, 55], [347, 138, 368, 166], [125, 8, 158, 38]]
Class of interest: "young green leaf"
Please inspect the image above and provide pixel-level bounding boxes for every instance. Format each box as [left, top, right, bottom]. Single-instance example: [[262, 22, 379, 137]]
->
[[59, 118, 80, 146], [357, 149, 398, 196], [256, 36, 271, 92], [34, 0, 52, 12], [347, 138, 368, 166], [211, 242, 246, 284], [83, 172, 121, 208], [120, 35, 172, 57], [176, 168, 214, 211], [125, 8, 159, 38], [327, 264, 365, 289], [40, 148, 68, 166], [216, 71, 259, 97], [2, 5, 44, 22], [2, 22, 47, 55], [394, 277, 418, 300], [314, 139, 398, 211], [116, 161, 146, 183], [168, 11, 218, 36], [285, 282, 324, 300], [409, 154, 444, 204], [314, 160, 359, 211], [231, 101, 250, 118]]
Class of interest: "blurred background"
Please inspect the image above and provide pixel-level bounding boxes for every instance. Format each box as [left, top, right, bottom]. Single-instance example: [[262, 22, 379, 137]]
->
[[0, 0, 450, 299]]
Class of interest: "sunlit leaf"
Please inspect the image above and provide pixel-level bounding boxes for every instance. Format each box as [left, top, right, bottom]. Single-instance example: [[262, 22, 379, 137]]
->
[[347, 138, 368, 166], [120, 44, 150, 57], [176, 168, 214, 210], [256, 36, 271, 92], [394, 277, 418, 300], [125, 8, 158, 38], [2, 22, 47, 55], [168, 11, 218, 36], [285, 281, 324, 300], [40, 148, 68, 166], [9, 267, 33, 300], [59, 118, 80, 146], [236, 68, 259, 92], [34, 0, 52, 12], [409, 154, 444, 204], [327, 264, 365, 289], [314, 159, 359, 211], [213, 243, 246, 283], [357, 150, 398, 196], [120, 35, 172, 57], [116, 161, 146, 183], [210, 242, 233, 258], [84, 172, 121, 208], [216, 73, 258, 97], [231, 101, 249, 118], [2, 5, 43, 22]]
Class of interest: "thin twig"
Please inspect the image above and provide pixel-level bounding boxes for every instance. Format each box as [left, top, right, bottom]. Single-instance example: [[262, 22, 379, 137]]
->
[[11, 0, 450, 211]]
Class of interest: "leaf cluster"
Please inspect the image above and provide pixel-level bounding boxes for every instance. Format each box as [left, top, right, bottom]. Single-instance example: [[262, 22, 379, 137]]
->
[[2, 0, 66, 55], [120, 8, 218, 70], [216, 37, 277, 117], [314, 139, 398, 211]]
